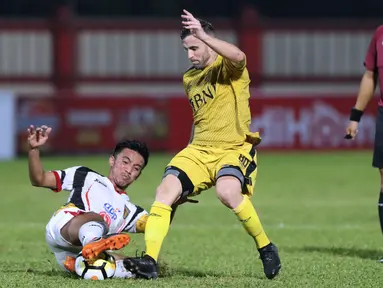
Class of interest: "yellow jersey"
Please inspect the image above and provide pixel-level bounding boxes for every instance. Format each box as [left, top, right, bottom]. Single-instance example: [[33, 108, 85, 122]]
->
[[183, 55, 260, 148]]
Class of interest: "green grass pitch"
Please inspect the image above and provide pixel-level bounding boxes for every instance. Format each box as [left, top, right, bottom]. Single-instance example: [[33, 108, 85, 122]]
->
[[0, 151, 382, 287]]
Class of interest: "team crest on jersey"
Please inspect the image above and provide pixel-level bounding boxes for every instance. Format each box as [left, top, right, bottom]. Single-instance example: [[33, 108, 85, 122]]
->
[[123, 205, 130, 219]]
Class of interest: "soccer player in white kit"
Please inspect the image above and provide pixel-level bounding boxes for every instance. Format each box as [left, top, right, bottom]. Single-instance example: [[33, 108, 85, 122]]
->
[[27, 125, 149, 278]]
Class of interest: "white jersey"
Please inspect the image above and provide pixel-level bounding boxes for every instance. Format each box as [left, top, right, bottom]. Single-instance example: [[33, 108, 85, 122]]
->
[[51, 166, 147, 234]]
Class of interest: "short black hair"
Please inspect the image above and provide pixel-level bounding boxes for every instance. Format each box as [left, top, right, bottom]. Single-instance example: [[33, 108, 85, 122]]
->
[[112, 140, 149, 168], [180, 18, 215, 40]]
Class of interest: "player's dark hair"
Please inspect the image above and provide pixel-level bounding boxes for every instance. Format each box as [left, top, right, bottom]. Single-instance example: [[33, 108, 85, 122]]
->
[[180, 18, 215, 40], [112, 140, 149, 168]]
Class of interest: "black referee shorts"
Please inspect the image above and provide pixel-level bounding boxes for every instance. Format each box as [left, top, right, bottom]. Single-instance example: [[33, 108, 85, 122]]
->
[[373, 106, 383, 168]]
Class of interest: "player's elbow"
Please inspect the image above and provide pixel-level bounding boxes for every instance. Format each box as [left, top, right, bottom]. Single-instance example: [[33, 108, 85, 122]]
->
[[363, 70, 378, 86], [29, 174, 45, 187], [365, 70, 375, 78], [232, 51, 245, 63], [30, 172, 54, 188], [30, 178, 42, 187]]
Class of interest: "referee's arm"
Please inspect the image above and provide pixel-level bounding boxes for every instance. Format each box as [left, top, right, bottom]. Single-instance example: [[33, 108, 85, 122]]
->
[[354, 70, 377, 112]]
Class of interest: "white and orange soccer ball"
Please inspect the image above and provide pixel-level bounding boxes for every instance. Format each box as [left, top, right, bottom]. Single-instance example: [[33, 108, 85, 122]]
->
[[75, 252, 116, 280]]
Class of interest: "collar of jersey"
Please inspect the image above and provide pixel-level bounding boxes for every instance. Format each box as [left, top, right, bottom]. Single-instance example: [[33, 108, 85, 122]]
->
[[113, 184, 126, 195]]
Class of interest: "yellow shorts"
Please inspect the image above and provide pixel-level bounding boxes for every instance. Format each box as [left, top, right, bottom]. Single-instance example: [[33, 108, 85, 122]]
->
[[165, 142, 257, 197]]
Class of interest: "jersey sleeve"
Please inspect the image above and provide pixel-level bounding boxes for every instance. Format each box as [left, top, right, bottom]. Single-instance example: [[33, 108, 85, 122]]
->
[[122, 202, 148, 233], [363, 26, 383, 71], [50, 166, 81, 192], [222, 55, 247, 77], [364, 30, 378, 71]]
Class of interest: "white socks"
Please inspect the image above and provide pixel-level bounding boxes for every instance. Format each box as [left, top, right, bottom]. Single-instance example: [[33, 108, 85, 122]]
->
[[113, 260, 136, 279], [78, 221, 107, 246]]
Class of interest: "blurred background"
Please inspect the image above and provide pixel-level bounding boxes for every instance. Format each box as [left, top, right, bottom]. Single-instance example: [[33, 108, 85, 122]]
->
[[0, 0, 381, 159]]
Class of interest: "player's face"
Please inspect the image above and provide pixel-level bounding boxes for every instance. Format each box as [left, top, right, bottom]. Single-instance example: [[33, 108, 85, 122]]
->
[[109, 148, 145, 189], [183, 35, 212, 69]]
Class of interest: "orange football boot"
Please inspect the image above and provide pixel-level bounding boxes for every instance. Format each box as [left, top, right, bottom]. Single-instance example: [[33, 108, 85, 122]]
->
[[82, 233, 131, 261], [63, 256, 76, 272]]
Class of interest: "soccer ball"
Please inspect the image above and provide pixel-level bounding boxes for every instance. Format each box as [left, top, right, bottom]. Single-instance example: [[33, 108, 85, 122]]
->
[[75, 252, 116, 280]]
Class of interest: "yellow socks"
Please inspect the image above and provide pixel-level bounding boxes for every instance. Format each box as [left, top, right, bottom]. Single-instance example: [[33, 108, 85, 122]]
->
[[144, 201, 172, 261], [144, 197, 269, 260], [233, 195, 270, 249]]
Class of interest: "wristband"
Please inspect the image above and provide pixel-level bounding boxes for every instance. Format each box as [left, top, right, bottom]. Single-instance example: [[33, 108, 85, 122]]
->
[[349, 107, 363, 122]]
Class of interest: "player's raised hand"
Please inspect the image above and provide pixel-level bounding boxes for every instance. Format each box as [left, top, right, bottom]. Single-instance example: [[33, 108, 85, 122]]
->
[[27, 125, 52, 149], [345, 121, 358, 140], [181, 9, 208, 40]]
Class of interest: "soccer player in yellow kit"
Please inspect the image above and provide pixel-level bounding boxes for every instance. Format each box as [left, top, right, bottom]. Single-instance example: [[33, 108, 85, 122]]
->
[[124, 9, 281, 280]]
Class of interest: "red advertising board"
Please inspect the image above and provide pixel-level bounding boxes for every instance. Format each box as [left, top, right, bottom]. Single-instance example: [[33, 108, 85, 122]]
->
[[249, 96, 377, 150], [16, 94, 377, 154], [16, 97, 191, 154]]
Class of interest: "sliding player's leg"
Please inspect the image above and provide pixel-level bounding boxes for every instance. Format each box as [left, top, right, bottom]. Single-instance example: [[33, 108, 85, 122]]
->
[[46, 205, 130, 270], [62, 212, 130, 260]]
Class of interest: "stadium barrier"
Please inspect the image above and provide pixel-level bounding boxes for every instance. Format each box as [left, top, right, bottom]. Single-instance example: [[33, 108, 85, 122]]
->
[[0, 91, 16, 160], [16, 94, 377, 155], [0, 13, 379, 91]]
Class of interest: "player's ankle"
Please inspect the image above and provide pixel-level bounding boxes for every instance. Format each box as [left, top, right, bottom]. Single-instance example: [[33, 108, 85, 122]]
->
[[144, 254, 157, 263]]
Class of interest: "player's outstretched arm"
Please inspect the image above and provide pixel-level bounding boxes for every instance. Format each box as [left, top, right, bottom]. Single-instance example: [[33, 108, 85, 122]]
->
[[181, 9, 245, 64], [27, 125, 57, 189], [200, 34, 245, 64]]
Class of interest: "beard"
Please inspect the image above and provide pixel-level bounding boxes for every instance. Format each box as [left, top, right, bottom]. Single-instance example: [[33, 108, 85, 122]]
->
[[192, 60, 207, 69], [191, 52, 214, 69], [193, 63, 203, 69]]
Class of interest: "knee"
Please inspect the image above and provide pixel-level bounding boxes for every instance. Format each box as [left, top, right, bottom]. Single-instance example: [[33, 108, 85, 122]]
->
[[216, 189, 235, 208], [155, 175, 182, 205], [71, 212, 104, 226], [216, 177, 243, 209], [61, 212, 106, 244]]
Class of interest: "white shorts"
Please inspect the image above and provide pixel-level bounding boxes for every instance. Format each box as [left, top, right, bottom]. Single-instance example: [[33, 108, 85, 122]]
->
[[45, 205, 84, 271]]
